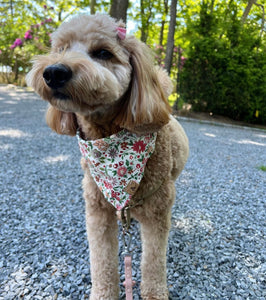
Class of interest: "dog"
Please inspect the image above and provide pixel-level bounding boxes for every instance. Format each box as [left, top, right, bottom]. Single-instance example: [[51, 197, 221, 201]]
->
[[26, 14, 189, 300]]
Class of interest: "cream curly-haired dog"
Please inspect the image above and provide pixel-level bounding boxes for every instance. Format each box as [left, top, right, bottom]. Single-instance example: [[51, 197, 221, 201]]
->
[[27, 14, 189, 300]]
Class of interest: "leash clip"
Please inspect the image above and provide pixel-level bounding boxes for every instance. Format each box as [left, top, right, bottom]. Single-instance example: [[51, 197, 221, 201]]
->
[[121, 206, 131, 233], [122, 231, 132, 255]]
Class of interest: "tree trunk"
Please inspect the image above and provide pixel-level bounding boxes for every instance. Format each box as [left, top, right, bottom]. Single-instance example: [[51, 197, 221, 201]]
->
[[109, 0, 129, 23], [159, 0, 169, 46], [10, 0, 13, 17], [173, 46, 182, 111], [164, 0, 178, 74], [90, 0, 96, 15], [254, 2, 265, 36], [140, 0, 153, 43], [242, 0, 257, 23]]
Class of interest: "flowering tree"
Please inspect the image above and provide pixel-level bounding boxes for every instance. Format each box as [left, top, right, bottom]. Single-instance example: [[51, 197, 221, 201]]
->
[[0, 2, 58, 83], [0, 0, 90, 84]]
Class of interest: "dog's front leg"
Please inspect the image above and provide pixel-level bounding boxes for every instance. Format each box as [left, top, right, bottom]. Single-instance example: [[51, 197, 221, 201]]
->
[[139, 213, 171, 300], [135, 182, 176, 300], [85, 194, 119, 300]]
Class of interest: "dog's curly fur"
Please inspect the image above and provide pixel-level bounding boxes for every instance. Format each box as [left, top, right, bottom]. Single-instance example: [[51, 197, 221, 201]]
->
[[27, 14, 189, 300]]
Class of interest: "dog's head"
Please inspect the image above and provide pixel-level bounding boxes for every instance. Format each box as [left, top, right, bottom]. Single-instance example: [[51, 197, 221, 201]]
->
[[26, 14, 172, 135]]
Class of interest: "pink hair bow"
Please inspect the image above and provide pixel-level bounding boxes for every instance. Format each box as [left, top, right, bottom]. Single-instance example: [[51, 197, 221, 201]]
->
[[116, 27, 126, 40]]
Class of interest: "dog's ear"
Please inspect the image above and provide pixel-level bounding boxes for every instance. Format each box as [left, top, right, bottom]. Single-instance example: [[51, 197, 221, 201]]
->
[[115, 37, 172, 134], [46, 105, 77, 136]]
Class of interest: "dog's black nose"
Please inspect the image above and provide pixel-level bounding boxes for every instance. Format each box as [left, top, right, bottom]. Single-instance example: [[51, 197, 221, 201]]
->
[[43, 64, 72, 89]]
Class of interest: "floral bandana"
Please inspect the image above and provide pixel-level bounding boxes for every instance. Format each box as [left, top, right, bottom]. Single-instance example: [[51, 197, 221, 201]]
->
[[77, 130, 157, 210]]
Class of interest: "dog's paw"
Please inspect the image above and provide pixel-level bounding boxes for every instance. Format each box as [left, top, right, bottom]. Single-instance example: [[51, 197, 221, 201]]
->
[[142, 296, 169, 300], [141, 290, 169, 300], [89, 287, 119, 300]]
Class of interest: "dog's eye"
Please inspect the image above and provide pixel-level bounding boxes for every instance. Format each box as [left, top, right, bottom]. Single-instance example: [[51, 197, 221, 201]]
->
[[92, 49, 113, 60], [58, 46, 67, 53]]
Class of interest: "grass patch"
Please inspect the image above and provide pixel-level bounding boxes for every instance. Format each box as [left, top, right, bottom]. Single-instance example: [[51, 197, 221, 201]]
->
[[258, 165, 266, 172]]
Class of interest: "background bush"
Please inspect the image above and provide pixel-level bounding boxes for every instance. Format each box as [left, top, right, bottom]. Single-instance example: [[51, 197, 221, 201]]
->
[[180, 2, 266, 124]]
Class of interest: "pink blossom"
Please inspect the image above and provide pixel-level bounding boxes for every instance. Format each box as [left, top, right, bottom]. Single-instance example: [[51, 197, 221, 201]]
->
[[10, 38, 23, 49], [0, 50, 2, 54], [15, 38, 23, 46], [24, 30, 32, 40]]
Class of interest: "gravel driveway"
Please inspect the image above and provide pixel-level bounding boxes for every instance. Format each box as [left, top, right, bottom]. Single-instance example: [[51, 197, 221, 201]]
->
[[0, 85, 265, 300]]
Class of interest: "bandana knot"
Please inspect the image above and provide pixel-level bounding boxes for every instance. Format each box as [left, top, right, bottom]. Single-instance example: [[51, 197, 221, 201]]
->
[[77, 129, 157, 210]]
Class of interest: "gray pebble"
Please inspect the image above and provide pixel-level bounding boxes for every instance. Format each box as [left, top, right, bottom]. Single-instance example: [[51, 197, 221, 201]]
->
[[0, 86, 265, 299]]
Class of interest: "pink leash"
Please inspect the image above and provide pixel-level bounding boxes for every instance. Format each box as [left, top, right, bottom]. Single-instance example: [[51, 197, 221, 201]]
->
[[121, 207, 136, 299], [123, 254, 136, 300]]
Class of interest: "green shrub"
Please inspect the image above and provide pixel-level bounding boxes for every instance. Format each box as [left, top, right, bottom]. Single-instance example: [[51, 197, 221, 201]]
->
[[180, 2, 266, 124]]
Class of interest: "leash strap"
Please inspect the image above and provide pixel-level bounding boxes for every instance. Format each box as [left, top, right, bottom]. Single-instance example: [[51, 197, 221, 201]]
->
[[121, 206, 136, 299], [123, 254, 135, 300]]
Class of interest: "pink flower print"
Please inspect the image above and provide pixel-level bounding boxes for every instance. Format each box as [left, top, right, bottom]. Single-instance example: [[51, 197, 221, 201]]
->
[[124, 199, 130, 207], [144, 135, 151, 142], [117, 166, 127, 177], [142, 157, 148, 165], [111, 190, 120, 200], [120, 179, 127, 186], [104, 181, 113, 189], [80, 147, 87, 156], [121, 142, 128, 150], [94, 140, 109, 151], [136, 164, 141, 169], [133, 140, 146, 153]]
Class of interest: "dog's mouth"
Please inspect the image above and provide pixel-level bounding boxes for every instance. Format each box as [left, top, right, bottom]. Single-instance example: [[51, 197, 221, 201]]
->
[[53, 90, 69, 100], [52, 90, 104, 112]]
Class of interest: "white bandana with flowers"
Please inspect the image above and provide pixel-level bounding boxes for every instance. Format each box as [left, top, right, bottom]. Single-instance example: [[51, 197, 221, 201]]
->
[[77, 129, 157, 210]]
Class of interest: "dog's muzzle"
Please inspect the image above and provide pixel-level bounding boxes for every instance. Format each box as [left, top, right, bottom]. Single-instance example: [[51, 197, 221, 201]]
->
[[43, 64, 72, 90]]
